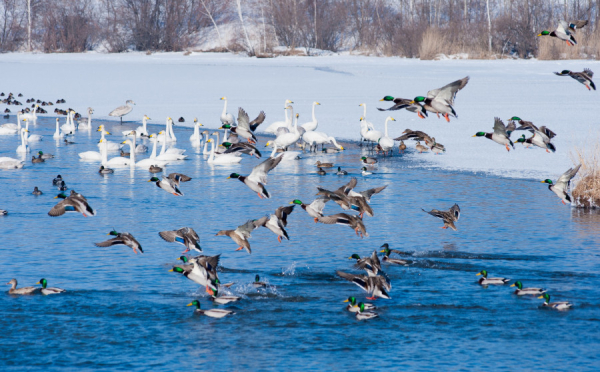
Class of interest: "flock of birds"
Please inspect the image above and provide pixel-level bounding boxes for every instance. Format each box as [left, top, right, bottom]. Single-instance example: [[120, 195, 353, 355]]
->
[[2, 19, 592, 318]]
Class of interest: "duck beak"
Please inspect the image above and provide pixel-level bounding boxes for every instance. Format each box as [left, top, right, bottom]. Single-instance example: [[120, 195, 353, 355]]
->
[[35, 281, 40, 285], [476, 273, 482, 276], [226, 176, 231, 179], [343, 299, 349, 302], [340, 146, 344, 150], [379, 99, 384, 101], [536, 33, 542, 37], [510, 284, 515, 287], [186, 302, 193, 306], [168, 269, 174, 272], [409, 100, 415, 104], [379, 250, 385, 253], [471, 135, 477, 137]]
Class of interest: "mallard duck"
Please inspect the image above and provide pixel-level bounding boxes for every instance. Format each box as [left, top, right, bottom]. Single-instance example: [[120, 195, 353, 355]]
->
[[52, 175, 63, 185], [149, 165, 162, 173], [473, 117, 514, 151], [537, 20, 588, 45], [349, 251, 382, 276], [253, 274, 267, 288], [317, 167, 327, 175], [541, 164, 581, 204], [394, 129, 433, 143], [515, 133, 556, 153], [253, 205, 294, 243], [187, 300, 235, 318], [335, 167, 348, 175], [216, 219, 261, 254], [360, 156, 377, 165], [336, 271, 391, 300], [361, 167, 372, 176], [223, 142, 262, 158], [415, 141, 429, 153], [94, 230, 143, 254], [411, 76, 469, 122], [120, 149, 130, 158], [99, 165, 114, 174], [399, 140, 407, 154], [425, 137, 446, 155], [148, 176, 183, 196], [422, 203, 460, 231], [476, 270, 510, 285], [291, 197, 329, 219], [554, 69, 595, 90], [32, 155, 44, 163], [38, 151, 53, 159], [317, 182, 374, 218], [220, 107, 264, 144], [159, 227, 202, 253], [170, 255, 220, 288], [377, 96, 428, 118], [32, 186, 42, 195], [0, 209, 7, 215], [315, 161, 333, 168], [49, 190, 95, 217], [228, 156, 282, 199], [36, 278, 66, 295], [380, 244, 408, 265], [6, 279, 37, 295], [208, 287, 241, 305], [511, 281, 546, 296], [349, 184, 387, 203], [167, 173, 192, 185], [538, 293, 573, 310], [344, 296, 375, 312], [356, 302, 379, 320], [317, 213, 368, 238]]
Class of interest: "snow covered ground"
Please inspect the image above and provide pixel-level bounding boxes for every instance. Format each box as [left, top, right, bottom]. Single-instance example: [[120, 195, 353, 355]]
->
[[1, 52, 598, 180]]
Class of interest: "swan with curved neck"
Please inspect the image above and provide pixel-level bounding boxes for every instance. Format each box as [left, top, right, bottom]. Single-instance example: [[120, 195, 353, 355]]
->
[[379, 116, 396, 154], [359, 103, 375, 131], [301, 102, 321, 132], [155, 136, 187, 160], [264, 99, 293, 134], [16, 128, 29, 153], [100, 138, 132, 167], [207, 139, 241, 164], [168, 118, 177, 142], [78, 108, 93, 130], [269, 142, 301, 161], [220, 97, 235, 125], [189, 119, 203, 146], [272, 109, 300, 150], [53, 119, 63, 139]]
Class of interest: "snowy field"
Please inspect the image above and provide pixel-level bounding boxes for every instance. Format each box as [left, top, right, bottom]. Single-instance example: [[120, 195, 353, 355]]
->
[[1, 52, 598, 180]]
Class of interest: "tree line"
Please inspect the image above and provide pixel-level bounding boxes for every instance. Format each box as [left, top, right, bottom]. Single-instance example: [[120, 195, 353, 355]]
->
[[1, 0, 599, 59]]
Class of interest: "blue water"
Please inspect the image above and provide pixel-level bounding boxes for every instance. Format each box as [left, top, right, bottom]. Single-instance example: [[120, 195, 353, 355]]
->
[[1, 117, 599, 370]]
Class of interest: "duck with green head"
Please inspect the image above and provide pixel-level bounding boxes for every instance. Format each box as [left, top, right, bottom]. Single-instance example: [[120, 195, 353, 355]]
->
[[541, 164, 581, 205], [473, 117, 514, 152], [290, 197, 328, 220], [476, 270, 510, 286], [537, 20, 588, 46], [253, 274, 267, 288], [538, 293, 573, 310], [355, 302, 379, 320], [187, 299, 236, 318], [207, 283, 241, 305], [344, 296, 375, 313], [410, 76, 469, 122], [36, 278, 66, 295], [349, 251, 382, 276], [378, 96, 428, 118], [554, 68, 596, 90], [148, 176, 183, 196], [360, 156, 377, 165], [380, 244, 408, 265], [510, 281, 546, 296], [227, 155, 283, 199]]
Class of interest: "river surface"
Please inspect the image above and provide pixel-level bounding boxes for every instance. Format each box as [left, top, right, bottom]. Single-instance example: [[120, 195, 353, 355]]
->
[[0, 117, 599, 370]]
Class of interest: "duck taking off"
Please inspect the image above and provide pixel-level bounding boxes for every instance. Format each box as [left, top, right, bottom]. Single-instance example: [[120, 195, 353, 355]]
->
[[541, 164, 581, 205]]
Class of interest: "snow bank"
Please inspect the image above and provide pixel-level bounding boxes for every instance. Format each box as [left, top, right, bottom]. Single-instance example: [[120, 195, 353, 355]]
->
[[0, 52, 597, 180]]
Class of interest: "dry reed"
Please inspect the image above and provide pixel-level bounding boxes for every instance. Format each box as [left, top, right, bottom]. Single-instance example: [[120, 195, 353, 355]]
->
[[570, 137, 600, 209]]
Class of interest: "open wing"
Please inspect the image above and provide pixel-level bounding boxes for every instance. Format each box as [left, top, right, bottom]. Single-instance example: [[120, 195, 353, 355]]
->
[[249, 111, 266, 132], [309, 196, 330, 214], [248, 156, 283, 185], [557, 164, 581, 186], [568, 20, 588, 33], [236, 219, 259, 239], [493, 117, 508, 137], [450, 204, 460, 220], [237, 107, 251, 130], [275, 205, 295, 226], [427, 76, 469, 105], [94, 236, 126, 247], [318, 213, 352, 225]]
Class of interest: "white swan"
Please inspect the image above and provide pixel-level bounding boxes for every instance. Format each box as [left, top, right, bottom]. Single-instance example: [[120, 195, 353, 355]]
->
[[60, 110, 76, 134], [53, 118, 65, 139], [268, 142, 301, 161], [23, 120, 42, 142], [362, 117, 383, 145], [168, 117, 178, 142], [0, 125, 17, 135], [16, 128, 29, 154], [96, 125, 121, 151], [219, 97, 235, 125], [202, 131, 211, 155], [379, 116, 396, 154], [359, 103, 375, 131], [264, 99, 293, 133], [123, 134, 168, 167], [189, 118, 204, 146], [78, 108, 94, 130], [302, 131, 344, 152], [210, 132, 227, 154], [271, 108, 300, 150], [155, 130, 185, 155], [206, 139, 242, 164], [1, 111, 21, 131], [301, 102, 321, 132], [155, 138, 188, 161], [122, 115, 150, 137], [0, 156, 24, 169], [21, 106, 38, 124], [100, 138, 131, 167]]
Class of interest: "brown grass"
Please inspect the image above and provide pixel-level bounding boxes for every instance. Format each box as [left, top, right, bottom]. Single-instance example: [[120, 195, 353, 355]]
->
[[419, 28, 452, 60], [570, 138, 600, 209]]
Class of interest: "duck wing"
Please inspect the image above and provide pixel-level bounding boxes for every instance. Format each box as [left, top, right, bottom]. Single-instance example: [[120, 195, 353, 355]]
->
[[556, 164, 581, 188], [358, 185, 387, 201], [450, 203, 461, 220], [48, 199, 70, 217], [493, 117, 508, 137], [428, 76, 469, 105], [568, 20, 588, 33], [318, 213, 352, 226], [168, 173, 192, 182], [237, 107, 251, 131], [309, 196, 330, 214], [249, 111, 266, 132], [235, 219, 259, 239], [538, 126, 556, 139], [583, 68, 594, 79], [275, 205, 295, 226], [247, 156, 283, 185], [94, 236, 128, 247], [336, 270, 369, 292]]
